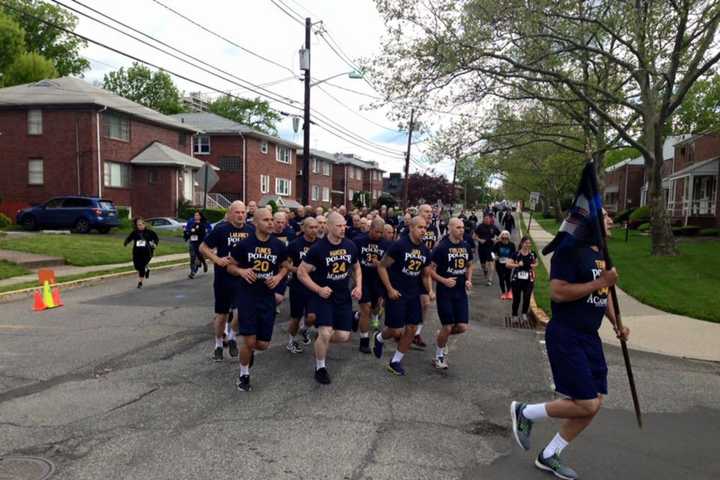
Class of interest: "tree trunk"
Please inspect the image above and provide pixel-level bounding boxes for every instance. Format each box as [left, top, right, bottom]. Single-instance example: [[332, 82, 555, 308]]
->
[[647, 126, 678, 256]]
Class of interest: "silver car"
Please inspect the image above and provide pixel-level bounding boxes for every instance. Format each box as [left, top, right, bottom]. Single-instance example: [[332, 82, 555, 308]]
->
[[144, 217, 186, 231]]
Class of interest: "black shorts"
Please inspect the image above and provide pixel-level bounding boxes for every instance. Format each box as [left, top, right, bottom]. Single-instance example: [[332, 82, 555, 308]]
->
[[236, 293, 276, 342], [213, 273, 234, 314], [289, 283, 309, 319], [309, 296, 353, 331], [384, 295, 422, 329], [436, 289, 469, 325], [478, 243, 493, 263], [273, 278, 288, 296], [360, 276, 384, 307]]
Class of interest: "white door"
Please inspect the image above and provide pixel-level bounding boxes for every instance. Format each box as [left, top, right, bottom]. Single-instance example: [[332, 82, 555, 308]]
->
[[183, 170, 193, 201]]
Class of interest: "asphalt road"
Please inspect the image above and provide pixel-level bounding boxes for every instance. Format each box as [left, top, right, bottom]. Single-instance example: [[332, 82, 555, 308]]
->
[[0, 251, 718, 479]]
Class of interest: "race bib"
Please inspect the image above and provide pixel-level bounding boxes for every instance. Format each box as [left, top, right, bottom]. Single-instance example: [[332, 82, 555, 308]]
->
[[190, 235, 198, 242], [135, 240, 146, 247], [517, 271, 529, 280]]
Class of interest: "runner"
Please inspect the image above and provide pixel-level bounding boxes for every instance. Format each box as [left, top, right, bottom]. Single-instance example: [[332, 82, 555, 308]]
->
[[316, 215, 327, 238], [297, 212, 361, 385], [286, 217, 319, 353], [413, 204, 440, 348], [227, 208, 289, 392], [507, 236, 538, 324], [353, 218, 390, 353], [383, 223, 396, 242], [510, 210, 629, 480], [429, 217, 473, 369], [270, 211, 295, 305], [183, 211, 210, 279], [246, 200, 257, 223], [123, 217, 159, 289], [493, 230, 516, 300], [200, 201, 254, 362], [475, 214, 500, 286], [374, 216, 433, 376]]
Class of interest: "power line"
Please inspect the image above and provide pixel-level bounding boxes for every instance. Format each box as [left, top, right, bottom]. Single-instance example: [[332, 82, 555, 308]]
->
[[274, 0, 305, 22], [316, 84, 399, 132], [269, 0, 305, 26]]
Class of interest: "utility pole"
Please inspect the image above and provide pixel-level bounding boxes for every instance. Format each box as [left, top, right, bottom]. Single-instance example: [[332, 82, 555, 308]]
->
[[301, 17, 312, 206], [401, 108, 416, 209], [452, 147, 460, 204]]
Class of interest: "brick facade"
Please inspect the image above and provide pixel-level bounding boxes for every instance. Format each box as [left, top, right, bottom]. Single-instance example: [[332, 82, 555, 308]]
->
[[603, 162, 644, 214], [301, 153, 333, 209], [364, 168, 385, 205]]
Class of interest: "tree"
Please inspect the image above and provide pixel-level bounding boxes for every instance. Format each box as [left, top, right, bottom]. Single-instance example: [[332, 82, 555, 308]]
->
[[0, 11, 26, 77], [674, 74, 720, 134], [208, 96, 282, 135], [2, 0, 89, 76], [103, 63, 185, 115], [3, 51, 57, 86], [406, 170, 455, 205]]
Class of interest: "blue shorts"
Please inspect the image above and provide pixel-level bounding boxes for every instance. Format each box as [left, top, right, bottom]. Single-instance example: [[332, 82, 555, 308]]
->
[[308, 295, 353, 331], [384, 295, 422, 329], [289, 283, 309, 319], [273, 278, 288, 296], [545, 321, 608, 400], [436, 289, 469, 325], [213, 272, 235, 314], [236, 292, 276, 342], [360, 274, 384, 307]]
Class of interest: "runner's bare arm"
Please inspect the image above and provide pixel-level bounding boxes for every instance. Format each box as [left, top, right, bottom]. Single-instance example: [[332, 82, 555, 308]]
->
[[376, 256, 396, 295], [422, 265, 435, 300]]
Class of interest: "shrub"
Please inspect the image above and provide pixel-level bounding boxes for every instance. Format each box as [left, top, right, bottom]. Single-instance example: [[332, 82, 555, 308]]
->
[[178, 205, 226, 223], [629, 206, 650, 222], [614, 208, 636, 224], [699, 228, 720, 237], [672, 225, 702, 236], [637, 222, 651, 232], [116, 207, 130, 220], [0, 213, 11, 228]]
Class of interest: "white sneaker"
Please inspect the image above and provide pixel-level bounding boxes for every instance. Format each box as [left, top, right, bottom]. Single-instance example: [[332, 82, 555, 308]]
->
[[433, 356, 449, 369], [522, 314, 529, 323]]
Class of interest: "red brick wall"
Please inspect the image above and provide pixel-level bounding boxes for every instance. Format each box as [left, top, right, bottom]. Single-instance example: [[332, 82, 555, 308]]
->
[[194, 134, 244, 199], [675, 134, 720, 172], [131, 166, 177, 218], [306, 155, 333, 209], [363, 169, 384, 205], [244, 137, 297, 204]]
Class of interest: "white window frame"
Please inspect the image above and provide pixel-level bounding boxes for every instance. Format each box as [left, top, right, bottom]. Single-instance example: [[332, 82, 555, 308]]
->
[[104, 161, 130, 188], [276, 177, 291, 196], [323, 161, 330, 176], [260, 174, 270, 194], [260, 141, 268, 154], [348, 189, 355, 201], [312, 158, 319, 174], [103, 113, 130, 141], [311, 184, 320, 201], [28, 110, 42, 135], [322, 186, 330, 202], [28, 159, 43, 185], [276, 145, 291, 164], [193, 135, 211, 155]]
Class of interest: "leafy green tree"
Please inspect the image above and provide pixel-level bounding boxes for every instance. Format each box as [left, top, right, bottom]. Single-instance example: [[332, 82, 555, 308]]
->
[[0, 11, 26, 78], [674, 74, 720, 134], [2, 0, 89, 76], [208, 96, 282, 135], [3, 51, 57, 86], [103, 63, 185, 115]]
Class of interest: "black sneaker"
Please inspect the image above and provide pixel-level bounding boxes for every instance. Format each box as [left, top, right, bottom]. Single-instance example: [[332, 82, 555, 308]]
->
[[213, 347, 223, 362], [228, 339, 239, 358], [236, 375, 251, 392], [203, 261, 208, 273], [535, 452, 578, 480], [188, 272, 195, 279], [314, 367, 331, 384], [373, 335, 384, 358], [359, 337, 371, 354], [145, 267, 150, 279], [137, 281, 142, 289], [300, 328, 311, 345]]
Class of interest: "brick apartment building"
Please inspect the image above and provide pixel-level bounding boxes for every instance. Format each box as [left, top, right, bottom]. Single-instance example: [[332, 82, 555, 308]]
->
[[171, 112, 302, 206], [298, 149, 335, 209], [0, 77, 203, 219], [603, 157, 645, 214], [332, 153, 385, 209]]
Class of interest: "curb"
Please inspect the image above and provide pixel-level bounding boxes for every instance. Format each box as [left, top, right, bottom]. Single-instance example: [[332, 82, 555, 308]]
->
[[0, 260, 189, 303], [529, 293, 549, 328]]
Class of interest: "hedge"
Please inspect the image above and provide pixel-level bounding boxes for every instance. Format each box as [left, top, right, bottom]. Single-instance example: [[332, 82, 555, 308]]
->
[[637, 222, 651, 232], [0, 213, 11, 228], [699, 228, 720, 236], [614, 207, 636, 224], [178, 206, 226, 223]]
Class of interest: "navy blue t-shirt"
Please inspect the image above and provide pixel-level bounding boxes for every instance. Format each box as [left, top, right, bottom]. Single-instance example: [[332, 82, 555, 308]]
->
[[203, 222, 255, 277], [550, 247, 608, 333], [288, 236, 317, 288], [475, 223, 500, 245], [271, 226, 296, 246], [422, 225, 439, 252], [231, 234, 288, 297], [303, 237, 359, 303], [385, 235, 431, 297], [353, 234, 391, 280], [493, 241, 516, 266], [431, 236, 474, 294]]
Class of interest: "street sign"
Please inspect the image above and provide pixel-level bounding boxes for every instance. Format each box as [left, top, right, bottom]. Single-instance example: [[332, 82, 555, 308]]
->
[[197, 162, 219, 193], [529, 191, 540, 210]]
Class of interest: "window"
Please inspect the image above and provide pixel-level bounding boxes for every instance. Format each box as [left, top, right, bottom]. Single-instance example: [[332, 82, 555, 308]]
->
[[28, 110, 42, 135], [219, 156, 241, 171], [260, 141, 268, 154], [62, 198, 92, 208], [193, 135, 210, 154], [312, 158, 319, 173], [28, 159, 43, 185], [104, 161, 130, 188], [260, 174, 270, 194], [179, 133, 187, 146], [312, 185, 320, 201], [45, 198, 63, 209], [322, 186, 330, 202], [323, 161, 330, 176], [348, 189, 354, 201], [276, 145, 291, 164], [148, 170, 159, 184], [276, 177, 291, 196], [103, 113, 130, 141]]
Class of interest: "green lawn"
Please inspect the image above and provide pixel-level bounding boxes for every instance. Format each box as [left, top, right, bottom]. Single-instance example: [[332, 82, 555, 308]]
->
[[0, 260, 28, 280], [0, 234, 187, 267], [532, 215, 560, 235], [527, 214, 720, 323], [520, 215, 551, 314]]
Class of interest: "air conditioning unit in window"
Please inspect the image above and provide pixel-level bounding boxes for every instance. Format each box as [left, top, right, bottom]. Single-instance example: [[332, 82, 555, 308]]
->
[[298, 169, 303, 176]]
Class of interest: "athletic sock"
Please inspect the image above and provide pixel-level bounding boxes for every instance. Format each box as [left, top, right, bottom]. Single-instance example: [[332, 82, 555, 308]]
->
[[215, 337, 223, 348], [299, 317, 306, 329], [391, 351, 404, 363], [360, 332, 369, 338], [522, 403, 548, 421], [375, 332, 384, 343], [288, 334, 295, 345], [227, 329, 236, 341], [224, 322, 231, 337], [239, 364, 249, 376], [436, 345, 445, 359], [316, 359, 326, 370], [372, 313, 379, 322], [542, 433, 569, 459], [415, 324, 423, 335]]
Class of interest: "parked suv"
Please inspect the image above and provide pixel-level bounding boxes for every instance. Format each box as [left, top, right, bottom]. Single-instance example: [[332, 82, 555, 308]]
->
[[16, 196, 121, 233]]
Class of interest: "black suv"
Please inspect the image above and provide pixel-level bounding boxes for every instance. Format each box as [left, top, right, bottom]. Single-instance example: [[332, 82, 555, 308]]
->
[[16, 196, 121, 233]]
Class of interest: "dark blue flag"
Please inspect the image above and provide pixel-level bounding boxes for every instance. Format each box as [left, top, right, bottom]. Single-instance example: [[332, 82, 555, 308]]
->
[[542, 162, 604, 255]]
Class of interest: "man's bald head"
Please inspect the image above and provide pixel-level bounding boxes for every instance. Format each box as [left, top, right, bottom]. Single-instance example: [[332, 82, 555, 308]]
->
[[325, 212, 347, 242], [419, 204, 432, 222], [253, 207, 273, 234], [448, 217, 464, 241], [302, 216, 319, 239], [369, 217, 385, 240], [409, 215, 427, 243], [327, 211, 344, 226], [228, 200, 246, 226]]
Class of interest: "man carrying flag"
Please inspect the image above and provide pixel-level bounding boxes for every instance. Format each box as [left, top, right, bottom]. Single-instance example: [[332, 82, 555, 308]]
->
[[510, 163, 631, 480]]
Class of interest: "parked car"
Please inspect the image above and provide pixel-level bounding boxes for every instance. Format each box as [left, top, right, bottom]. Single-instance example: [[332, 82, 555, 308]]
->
[[16, 196, 120, 234], [144, 217, 186, 231]]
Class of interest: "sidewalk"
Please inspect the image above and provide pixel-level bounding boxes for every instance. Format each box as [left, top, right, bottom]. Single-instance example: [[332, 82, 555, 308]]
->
[[0, 253, 188, 290], [522, 212, 720, 362]]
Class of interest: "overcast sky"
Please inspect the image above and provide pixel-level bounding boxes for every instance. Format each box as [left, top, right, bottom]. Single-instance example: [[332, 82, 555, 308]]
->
[[71, 0, 454, 178]]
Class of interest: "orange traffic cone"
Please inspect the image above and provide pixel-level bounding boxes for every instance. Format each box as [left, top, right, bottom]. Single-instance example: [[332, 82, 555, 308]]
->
[[41, 281, 57, 309], [32, 290, 46, 312], [51, 287, 64, 307]]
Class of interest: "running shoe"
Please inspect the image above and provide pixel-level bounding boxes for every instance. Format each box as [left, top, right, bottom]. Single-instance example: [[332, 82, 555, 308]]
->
[[507, 291, 513, 300], [500, 292, 507, 300], [236, 375, 251, 392], [145, 267, 150, 279], [433, 356, 448, 369], [387, 361, 406, 376], [137, 282, 142, 289], [286, 340, 304, 354], [300, 328, 311, 345], [314, 367, 331, 384], [373, 336, 384, 358], [188, 273, 195, 279], [359, 337, 371, 354], [510, 401, 533, 450], [486, 279, 492, 286], [412, 335, 427, 348], [535, 452, 578, 480], [352, 311, 359, 332], [228, 339, 239, 358], [213, 347, 223, 362], [522, 313, 529, 323]]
